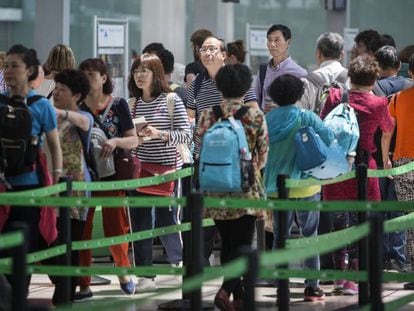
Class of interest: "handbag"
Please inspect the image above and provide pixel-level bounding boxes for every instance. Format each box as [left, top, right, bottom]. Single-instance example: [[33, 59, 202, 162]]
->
[[137, 162, 176, 196], [295, 126, 349, 180], [114, 150, 141, 181]]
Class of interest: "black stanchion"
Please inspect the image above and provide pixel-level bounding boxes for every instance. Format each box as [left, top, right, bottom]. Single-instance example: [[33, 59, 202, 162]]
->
[[159, 188, 213, 310], [240, 247, 257, 311], [10, 222, 28, 311], [356, 163, 369, 306], [58, 176, 72, 304], [368, 215, 384, 311], [276, 174, 290, 310]]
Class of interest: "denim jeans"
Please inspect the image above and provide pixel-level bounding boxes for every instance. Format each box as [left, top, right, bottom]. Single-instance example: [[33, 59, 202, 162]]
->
[[272, 192, 321, 289], [129, 191, 183, 276]]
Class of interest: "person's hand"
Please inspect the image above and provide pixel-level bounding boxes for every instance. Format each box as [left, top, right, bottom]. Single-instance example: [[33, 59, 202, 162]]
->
[[139, 125, 161, 140], [383, 158, 393, 179], [100, 138, 117, 158]]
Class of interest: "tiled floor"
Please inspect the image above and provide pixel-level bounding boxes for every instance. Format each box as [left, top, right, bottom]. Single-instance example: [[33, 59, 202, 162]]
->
[[26, 272, 414, 310]]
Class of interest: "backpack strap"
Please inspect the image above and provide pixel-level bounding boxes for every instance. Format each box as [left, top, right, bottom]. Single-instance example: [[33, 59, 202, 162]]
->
[[233, 105, 250, 120], [259, 63, 267, 90], [0, 94, 44, 106], [336, 69, 348, 84], [26, 95, 45, 105], [212, 105, 223, 120], [305, 72, 326, 89], [340, 89, 349, 104]]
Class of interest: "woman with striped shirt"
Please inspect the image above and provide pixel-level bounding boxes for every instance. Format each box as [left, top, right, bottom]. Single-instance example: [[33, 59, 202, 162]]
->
[[128, 53, 191, 292]]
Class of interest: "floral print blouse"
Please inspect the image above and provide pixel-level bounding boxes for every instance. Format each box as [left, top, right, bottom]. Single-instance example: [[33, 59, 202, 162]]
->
[[198, 101, 269, 220]]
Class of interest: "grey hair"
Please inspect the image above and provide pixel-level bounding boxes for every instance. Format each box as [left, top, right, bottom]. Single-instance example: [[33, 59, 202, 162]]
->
[[316, 32, 344, 59]]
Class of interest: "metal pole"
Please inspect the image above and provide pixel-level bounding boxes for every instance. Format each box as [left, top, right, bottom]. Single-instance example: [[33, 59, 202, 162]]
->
[[189, 192, 204, 311], [10, 222, 27, 311], [356, 163, 369, 306], [369, 215, 384, 311], [240, 247, 257, 311], [276, 174, 289, 310], [58, 176, 72, 304]]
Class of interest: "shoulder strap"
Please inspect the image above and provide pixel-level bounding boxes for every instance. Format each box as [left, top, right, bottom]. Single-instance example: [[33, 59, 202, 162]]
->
[[0, 94, 10, 105], [233, 105, 250, 120], [259, 63, 267, 91], [26, 95, 45, 106], [170, 83, 180, 91], [97, 97, 117, 124], [305, 72, 326, 89], [166, 92, 175, 129], [193, 72, 204, 101], [212, 105, 223, 120], [336, 69, 348, 84], [341, 89, 348, 104]]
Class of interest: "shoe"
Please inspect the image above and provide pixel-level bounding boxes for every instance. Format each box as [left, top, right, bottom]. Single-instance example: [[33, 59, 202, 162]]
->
[[135, 277, 157, 293], [343, 281, 358, 295], [120, 278, 136, 295], [332, 280, 345, 294], [403, 282, 414, 290], [304, 286, 325, 302], [214, 289, 235, 311], [232, 298, 243, 311], [171, 261, 183, 268], [73, 290, 93, 302], [389, 259, 408, 272]]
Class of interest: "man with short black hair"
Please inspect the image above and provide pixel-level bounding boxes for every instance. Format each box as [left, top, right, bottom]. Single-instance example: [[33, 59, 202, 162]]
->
[[254, 24, 307, 112]]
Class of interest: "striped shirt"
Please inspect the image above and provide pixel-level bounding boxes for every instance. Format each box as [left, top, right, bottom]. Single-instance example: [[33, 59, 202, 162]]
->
[[131, 92, 191, 168], [187, 73, 257, 156]]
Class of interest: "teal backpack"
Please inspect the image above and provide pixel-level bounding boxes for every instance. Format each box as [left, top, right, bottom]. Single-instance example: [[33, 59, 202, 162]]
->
[[199, 105, 254, 193]]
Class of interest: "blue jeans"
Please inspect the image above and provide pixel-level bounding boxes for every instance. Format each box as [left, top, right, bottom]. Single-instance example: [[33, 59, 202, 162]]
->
[[273, 192, 321, 289], [380, 177, 406, 265], [129, 191, 182, 276]]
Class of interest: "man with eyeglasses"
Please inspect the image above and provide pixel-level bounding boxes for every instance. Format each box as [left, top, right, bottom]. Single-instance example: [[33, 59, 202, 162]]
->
[[186, 36, 258, 267], [255, 24, 307, 113]]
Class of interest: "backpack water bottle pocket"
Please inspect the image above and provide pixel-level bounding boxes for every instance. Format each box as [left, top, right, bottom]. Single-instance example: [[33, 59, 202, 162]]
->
[[240, 159, 254, 191]]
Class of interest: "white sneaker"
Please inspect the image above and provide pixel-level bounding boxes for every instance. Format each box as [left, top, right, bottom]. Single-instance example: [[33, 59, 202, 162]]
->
[[171, 261, 183, 268], [135, 277, 157, 293]]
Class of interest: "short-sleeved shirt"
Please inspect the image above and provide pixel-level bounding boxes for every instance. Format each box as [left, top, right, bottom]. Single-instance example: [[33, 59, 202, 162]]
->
[[5, 90, 58, 186], [81, 96, 134, 138], [187, 73, 257, 157], [254, 56, 307, 109], [389, 87, 414, 160], [59, 110, 93, 220]]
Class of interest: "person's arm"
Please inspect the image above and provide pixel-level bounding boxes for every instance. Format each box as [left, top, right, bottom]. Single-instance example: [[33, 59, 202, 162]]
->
[[101, 128, 138, 158], [255, 111, 269, 169], [381, 122, 395, 170], [187, 108, 196, 119], [185, 73, 196, 87], [45, 128, 63, 183], [55, 108, 90, 131]]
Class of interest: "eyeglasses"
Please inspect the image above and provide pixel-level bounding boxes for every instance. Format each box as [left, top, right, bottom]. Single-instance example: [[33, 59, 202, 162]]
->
[[133, 68, 151, 75], [199, 46, 220, 55]]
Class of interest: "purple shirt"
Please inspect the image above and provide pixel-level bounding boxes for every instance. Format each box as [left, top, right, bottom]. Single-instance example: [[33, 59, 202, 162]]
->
[[254, 56, 307, 109]]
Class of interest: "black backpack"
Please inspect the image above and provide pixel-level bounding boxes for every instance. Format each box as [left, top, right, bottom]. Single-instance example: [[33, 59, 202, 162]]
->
[[0, 94, 43, 177]]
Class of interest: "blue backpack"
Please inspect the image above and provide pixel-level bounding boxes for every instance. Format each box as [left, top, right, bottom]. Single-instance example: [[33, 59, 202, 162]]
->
[[199, 105, 254, 192], [323, 90, 359, 156]]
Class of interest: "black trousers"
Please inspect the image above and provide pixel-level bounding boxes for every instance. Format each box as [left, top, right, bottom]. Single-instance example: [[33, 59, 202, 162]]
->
[[41, 218, 85, 305], [215, 215, 256, 299]]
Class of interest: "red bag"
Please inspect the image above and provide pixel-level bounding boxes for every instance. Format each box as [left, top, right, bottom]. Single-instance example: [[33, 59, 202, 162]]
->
[[137, 162, 175, 197], [114, 152, 141, 180]]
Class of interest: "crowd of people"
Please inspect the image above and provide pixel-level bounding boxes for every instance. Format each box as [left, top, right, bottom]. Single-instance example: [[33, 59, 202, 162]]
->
[[0, 24, 413, 310]]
